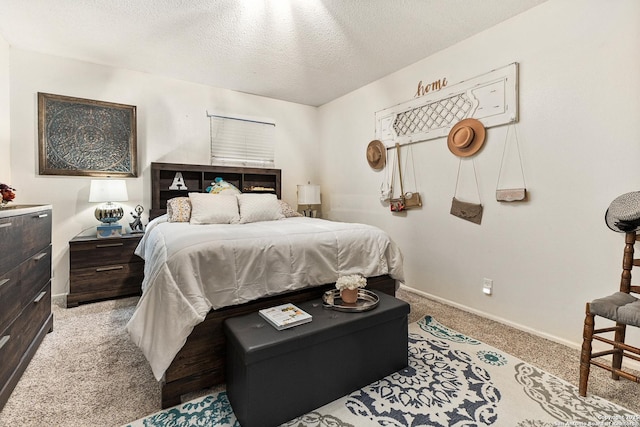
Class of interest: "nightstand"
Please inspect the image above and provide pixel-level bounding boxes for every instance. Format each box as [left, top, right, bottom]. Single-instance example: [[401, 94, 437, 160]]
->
[[67, 233, 144, 307]]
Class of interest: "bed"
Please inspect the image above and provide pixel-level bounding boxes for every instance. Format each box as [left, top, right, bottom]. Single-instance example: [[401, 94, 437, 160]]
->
[[127, 163, 404, 408]]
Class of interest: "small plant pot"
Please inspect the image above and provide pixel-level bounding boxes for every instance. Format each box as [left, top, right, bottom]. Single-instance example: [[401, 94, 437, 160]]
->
[[340, 288, 359, 304]]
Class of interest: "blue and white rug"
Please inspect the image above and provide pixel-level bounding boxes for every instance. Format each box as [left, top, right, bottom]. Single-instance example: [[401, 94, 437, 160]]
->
[[126, 316, 640, 427]]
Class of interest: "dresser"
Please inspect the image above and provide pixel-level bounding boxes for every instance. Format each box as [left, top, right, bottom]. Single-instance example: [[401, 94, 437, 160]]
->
[[0, 205, 53, 410], [67, 233, 143, 307]]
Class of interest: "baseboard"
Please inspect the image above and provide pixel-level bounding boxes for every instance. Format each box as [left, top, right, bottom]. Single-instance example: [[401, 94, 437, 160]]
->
[[51, 293, 67, 308], [399, 284, 640, 372], [399, 284, 579, 348]]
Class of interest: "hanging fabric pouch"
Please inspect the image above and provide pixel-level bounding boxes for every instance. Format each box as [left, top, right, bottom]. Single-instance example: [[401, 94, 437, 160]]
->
[[450, 197, 483, 224], [496, 188, 526, 202], [450, 159, 483, 225], [390, 197, 405, 212], [496, 124, 527, 202], [403, 191, 422, 208], [380, 147, 394, 203]]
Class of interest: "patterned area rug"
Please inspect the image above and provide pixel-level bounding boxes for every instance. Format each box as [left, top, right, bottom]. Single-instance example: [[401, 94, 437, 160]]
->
[[125, 316, 640, 427]]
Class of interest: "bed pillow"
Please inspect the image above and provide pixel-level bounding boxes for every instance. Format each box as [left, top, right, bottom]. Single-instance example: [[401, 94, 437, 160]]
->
[[278, 200, 303, 218], [167, 197, 192, 222], [188, 192, 240, 224], [238, 193, 285, 223]]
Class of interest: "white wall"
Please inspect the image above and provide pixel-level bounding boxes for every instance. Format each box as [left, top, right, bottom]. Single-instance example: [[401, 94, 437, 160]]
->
[[8, 49, 320, 298], [318, 0, 640, 347], [0, 34, 9, 183], [6, 0, 639, 350]]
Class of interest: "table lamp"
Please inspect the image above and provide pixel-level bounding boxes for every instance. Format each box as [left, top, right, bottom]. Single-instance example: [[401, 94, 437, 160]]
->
[[297, 184, 321, 217], [89, 179, 129, 238]]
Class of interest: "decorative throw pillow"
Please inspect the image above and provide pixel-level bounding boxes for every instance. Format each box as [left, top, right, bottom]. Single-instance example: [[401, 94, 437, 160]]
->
[[166, 197, 192, 222], [237, 193, 285, 224], [278, 200, 303, 218], [188, 193, 240, 225]]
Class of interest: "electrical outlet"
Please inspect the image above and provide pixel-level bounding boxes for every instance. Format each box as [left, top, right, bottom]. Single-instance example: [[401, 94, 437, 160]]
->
[[483, 278, 493, 295]]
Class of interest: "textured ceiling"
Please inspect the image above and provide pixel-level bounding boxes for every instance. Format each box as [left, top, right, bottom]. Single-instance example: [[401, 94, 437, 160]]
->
[[0, 0, 547, 106]]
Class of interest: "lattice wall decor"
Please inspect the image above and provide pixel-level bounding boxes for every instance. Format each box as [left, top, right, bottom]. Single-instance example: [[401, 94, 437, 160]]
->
[[376, 63, 518, 146]]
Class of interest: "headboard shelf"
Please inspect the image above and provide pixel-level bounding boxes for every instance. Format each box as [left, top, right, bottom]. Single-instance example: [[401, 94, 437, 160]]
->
[[151, 162, 282, 219]]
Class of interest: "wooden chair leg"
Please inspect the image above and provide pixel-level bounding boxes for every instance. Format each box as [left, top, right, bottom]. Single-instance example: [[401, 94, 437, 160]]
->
[[612, 321, 626, 380], [579, 304, 594, 397]]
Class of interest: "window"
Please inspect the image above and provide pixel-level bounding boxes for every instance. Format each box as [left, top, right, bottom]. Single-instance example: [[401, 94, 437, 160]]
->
[[208, 113, 276, 168]]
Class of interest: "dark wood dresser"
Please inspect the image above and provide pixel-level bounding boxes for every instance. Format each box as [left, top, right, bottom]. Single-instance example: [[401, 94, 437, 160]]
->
[[68, 233, 143, 307], [0, 204, 53, 410]]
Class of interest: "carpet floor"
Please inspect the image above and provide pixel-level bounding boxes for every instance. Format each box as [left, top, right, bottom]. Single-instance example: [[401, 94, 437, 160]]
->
[[127, 315, 639, 426], [0, 287, 638, 426]]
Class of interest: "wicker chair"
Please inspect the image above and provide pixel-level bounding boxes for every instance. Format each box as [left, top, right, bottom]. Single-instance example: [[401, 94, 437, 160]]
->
[[579, 231, 640, 396]]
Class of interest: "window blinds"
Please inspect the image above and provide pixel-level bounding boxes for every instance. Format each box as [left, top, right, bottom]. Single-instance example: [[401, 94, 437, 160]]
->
[[208, 113, 276, 168]]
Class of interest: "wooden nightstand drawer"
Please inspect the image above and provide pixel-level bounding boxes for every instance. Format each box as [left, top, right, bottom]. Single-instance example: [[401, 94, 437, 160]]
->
[[67, 262, 143, 307], [70, 262, 143, 291], [70, 237, 142, 269], [68, 233, 144, 307]]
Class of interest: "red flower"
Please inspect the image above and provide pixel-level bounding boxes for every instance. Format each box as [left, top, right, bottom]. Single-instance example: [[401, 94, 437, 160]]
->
[[0, 183, 16, 203]]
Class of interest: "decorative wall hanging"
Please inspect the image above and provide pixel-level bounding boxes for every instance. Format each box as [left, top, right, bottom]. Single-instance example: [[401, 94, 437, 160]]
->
[[496, 124, 527, 202], [375, 63, 518, 146], [38, 92, 137, 177]]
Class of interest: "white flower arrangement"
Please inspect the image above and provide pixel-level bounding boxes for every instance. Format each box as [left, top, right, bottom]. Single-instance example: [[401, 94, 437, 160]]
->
[[335, 274, 367, 291]]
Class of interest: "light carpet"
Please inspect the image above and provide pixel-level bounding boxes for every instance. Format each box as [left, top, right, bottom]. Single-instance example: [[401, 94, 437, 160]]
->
[[126, 316, 640, 427]]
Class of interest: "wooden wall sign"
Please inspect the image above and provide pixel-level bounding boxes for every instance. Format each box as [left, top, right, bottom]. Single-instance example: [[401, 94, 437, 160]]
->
[[375, 63, 518, 146]]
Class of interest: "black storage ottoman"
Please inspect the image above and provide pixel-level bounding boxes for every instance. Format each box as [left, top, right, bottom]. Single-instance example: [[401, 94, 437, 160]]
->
[[224, 291, 410, 427]]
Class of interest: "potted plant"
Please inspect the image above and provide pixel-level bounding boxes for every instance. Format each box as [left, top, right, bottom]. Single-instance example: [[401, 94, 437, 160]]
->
[[335, 274, 366, 304]]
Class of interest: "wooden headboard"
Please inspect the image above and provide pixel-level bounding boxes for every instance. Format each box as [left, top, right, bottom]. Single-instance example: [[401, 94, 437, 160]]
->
[[150, 162, 282, 219]]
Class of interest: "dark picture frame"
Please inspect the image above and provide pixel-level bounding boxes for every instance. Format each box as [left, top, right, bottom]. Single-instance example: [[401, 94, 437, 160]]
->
[[38, 92, 137, 177]]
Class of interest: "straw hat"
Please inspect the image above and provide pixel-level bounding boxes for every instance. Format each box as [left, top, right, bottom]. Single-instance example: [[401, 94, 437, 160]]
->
[[366, 140, 386, 170], [447, 118, 486, 157], [605, 191, 640, 233]]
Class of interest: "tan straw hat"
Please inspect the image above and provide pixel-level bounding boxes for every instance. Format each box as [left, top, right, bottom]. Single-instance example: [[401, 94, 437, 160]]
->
[[447, 118, 486, 157], [366, 140, 386, 170]]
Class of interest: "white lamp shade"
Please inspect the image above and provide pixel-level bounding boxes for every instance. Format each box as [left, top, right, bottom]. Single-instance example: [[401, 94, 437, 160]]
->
[[297, 184, 321, 205], [89, 180, 129, 203]]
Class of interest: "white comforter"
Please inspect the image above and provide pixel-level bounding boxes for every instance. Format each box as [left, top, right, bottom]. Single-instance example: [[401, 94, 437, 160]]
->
[[126, 215, 404, 381]]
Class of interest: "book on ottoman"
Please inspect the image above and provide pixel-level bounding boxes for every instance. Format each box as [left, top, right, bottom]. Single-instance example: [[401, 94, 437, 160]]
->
[[259, 303, 312, 330]]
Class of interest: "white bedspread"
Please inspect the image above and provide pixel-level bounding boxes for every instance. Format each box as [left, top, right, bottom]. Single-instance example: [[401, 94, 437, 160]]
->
[[126, 215, 404, 380]]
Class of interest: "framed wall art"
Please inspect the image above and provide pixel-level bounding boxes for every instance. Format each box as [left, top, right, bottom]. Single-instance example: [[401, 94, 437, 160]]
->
[[38, 92, 137, 177]]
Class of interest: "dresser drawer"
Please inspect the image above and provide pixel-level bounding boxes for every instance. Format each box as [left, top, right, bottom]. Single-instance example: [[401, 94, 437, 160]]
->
[[0, 209, 51, 275], [0, 282, 51, 389], [0, 266, 23, 334], [70, 238, 142, 269], [0, 246, 51, 333]]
